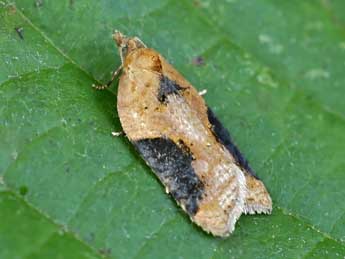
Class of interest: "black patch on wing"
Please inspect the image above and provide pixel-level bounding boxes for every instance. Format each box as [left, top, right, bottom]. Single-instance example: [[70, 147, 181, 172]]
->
[[207, 107, 258, 179], [158, 76, 183, 103], [133, 137, 204, 215]]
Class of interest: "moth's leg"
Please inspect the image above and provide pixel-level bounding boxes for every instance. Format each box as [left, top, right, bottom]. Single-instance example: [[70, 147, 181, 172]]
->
[[92, 65, 123, 90]]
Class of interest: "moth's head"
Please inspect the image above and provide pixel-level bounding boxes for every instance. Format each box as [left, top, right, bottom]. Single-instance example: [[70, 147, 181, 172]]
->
[[113, 31, 146, 63]]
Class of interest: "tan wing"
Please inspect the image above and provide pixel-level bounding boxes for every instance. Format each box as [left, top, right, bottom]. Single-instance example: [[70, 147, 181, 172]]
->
[[244, 174, 272, 214], [117, 48, 251, 236]]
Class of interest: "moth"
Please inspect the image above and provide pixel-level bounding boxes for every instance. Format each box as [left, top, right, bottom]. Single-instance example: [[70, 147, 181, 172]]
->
[[94, 31, 272, 237]]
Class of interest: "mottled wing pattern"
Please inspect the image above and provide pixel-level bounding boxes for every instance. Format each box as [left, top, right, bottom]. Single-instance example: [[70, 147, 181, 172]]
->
[[134, 137, 204, 215], [206, 107, 272, 214], [117, 45, 272, 236]]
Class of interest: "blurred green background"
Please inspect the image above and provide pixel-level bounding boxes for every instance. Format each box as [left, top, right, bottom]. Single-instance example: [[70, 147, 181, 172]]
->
[[1, 0, 345, 258]]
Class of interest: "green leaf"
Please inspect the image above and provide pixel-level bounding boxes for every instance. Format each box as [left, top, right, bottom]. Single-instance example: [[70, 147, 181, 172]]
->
[[1, 0, 345, 258]]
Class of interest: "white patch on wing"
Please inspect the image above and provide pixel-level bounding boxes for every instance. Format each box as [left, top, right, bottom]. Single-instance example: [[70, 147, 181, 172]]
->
[[167, 95, 209, 142], [166, 94, 248, 235], [223, 165, 247, 234]]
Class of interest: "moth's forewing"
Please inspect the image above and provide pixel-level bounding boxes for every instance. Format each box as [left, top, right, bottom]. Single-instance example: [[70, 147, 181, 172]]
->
[[116, 44, 272, 236]]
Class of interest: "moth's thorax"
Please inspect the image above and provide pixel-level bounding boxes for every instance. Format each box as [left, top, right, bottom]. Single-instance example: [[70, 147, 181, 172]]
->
[[124, 48, 162, 72]]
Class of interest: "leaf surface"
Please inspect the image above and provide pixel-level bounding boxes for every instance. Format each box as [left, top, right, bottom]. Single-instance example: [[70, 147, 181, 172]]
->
[[1, 1, 345, 258]]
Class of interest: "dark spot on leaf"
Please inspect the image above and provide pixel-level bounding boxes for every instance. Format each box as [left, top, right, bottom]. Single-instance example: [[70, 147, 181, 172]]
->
[[193, 0, 201, 7], [15, 27, 24, 40], [192, 56, 205, 66], [19, 186, 28, 196], [99, 248, 111, 256]]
